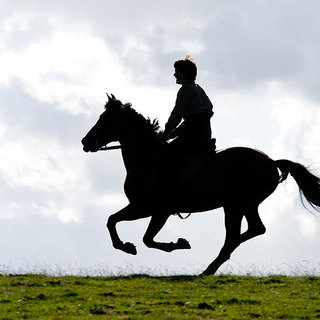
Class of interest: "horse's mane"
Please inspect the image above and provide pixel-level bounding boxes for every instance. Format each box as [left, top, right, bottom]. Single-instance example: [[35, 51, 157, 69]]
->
[[125, 106, 161, 138], [105, 99, 161, 141]]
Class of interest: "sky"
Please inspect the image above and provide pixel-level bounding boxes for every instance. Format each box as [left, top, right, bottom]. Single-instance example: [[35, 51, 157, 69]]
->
[[0, 0, 320, 276]]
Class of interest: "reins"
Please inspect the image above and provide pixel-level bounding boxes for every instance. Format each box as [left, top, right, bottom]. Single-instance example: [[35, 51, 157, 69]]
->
[[98, 145, 122, 151]]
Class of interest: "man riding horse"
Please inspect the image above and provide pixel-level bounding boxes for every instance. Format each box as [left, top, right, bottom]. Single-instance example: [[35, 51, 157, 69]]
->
[[161, 56, 215, 187]]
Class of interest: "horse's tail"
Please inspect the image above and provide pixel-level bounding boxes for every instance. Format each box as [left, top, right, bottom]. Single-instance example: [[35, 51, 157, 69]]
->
[[276, 159, 320, 212]]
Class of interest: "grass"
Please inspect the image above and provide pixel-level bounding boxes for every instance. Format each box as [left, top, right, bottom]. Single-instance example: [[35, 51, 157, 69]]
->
[[0, 274, 319, 319]]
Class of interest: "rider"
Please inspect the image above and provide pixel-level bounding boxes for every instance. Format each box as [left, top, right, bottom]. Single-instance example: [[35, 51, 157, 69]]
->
[[161, 56, 215, 186], [162, 55, 214, 159]]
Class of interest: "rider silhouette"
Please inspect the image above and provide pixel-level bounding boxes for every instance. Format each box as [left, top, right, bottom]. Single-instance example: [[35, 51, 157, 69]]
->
[[161, 56, 215, 187], [162, 55, 214, 155]]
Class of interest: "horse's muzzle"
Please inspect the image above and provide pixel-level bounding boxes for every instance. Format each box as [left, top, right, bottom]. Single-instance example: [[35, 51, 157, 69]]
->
[[81, 137, 98, 153]]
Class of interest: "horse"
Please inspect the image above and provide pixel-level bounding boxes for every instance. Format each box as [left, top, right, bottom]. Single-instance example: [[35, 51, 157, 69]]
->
[[81, 94, 320, 275]]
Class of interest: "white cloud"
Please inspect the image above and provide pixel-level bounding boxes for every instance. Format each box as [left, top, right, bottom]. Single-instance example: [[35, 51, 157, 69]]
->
[[0, 20, 126, 116], [0, 133, 78, 192], [3, 12, 36, 33], [295, 213, 317, 241], [0, 15, 178, 124], [0, 114, 128, 223], [270, 90, 320, 164]]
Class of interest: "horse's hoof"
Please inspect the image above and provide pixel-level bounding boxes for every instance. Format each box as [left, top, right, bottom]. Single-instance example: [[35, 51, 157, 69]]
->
[[122, 242, 137, 255], [201, 270, 213, 276], [201, 266, 218, 276], [177, 238, 191, 249]]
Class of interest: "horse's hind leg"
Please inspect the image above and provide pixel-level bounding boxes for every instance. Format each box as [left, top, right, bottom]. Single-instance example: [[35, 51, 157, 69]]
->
[[202, 206, 266, 275], [202, 206, 243, 275], [240, 206, 266, 242], [143, 214, 191, 252]]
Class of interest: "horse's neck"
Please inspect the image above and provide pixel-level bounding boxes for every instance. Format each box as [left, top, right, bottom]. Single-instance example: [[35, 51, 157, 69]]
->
[[120, 140, 157, 174], [119, 114, 159, 174]]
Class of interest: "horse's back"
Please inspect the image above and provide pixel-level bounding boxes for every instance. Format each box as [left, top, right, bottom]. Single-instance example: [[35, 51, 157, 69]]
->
[[216, 146, 271, 162], [217, 147, 279, 204], [179, 147, 280, 211], [212, 147, 275, 172]]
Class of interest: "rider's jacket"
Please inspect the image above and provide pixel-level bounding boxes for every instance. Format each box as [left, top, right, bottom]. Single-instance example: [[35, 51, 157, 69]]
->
[[163, 80, 213, 138]]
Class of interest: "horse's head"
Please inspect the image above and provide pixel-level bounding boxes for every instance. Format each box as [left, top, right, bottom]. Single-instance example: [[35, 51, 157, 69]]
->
[[81, 93, 130, 152]]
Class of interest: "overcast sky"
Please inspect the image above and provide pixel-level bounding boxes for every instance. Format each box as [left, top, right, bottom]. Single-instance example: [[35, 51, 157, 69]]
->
[[0, 0, 320, 276]]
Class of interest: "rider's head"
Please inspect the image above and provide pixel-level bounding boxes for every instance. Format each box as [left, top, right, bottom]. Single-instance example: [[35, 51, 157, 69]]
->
[[173, 55, 197, 81]]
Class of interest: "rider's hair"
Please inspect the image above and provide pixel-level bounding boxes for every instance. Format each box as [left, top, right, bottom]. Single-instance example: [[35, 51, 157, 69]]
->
[[174, 55, 197, 81]]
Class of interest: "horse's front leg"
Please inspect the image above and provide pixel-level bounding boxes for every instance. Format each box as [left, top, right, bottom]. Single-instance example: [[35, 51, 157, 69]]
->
[[143, 213, 191, 252], [107, 204, 149, 255]]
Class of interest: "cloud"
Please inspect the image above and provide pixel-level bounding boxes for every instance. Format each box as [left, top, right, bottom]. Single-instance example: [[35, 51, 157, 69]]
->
[[3, 0, 320, 102], [0, 107, 128, 223], [270, 91, 320, 163], [194, 2, 320, 96], [295, 213, 317, 241], [0, 21, 126, 116]]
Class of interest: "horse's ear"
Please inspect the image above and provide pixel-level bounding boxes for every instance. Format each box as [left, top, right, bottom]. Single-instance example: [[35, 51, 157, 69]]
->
[[106, 93, 116, 100], [121, 103, 132, 110]]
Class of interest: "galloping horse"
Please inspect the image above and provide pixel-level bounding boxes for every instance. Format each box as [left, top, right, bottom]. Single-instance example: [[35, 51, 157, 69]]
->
[[81, 94, 320, 275]]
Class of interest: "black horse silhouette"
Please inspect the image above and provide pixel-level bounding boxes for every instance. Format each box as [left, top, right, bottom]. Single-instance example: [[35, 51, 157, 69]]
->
[[81, 94, 320, 275]]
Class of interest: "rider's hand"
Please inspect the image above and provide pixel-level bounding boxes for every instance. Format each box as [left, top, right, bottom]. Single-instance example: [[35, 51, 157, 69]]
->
[[156, 132, 167, 143]]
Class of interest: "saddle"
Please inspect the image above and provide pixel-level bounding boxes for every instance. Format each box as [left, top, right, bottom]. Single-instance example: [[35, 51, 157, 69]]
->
[[154, 138, 216, 188], [147, 138, 216, 209]]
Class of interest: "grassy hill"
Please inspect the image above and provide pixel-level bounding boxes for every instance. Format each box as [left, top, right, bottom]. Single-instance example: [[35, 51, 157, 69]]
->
[[0, 274, 319, 319]]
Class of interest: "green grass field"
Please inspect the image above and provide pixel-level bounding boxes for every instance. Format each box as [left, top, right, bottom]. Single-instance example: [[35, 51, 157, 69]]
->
[[0, 274, 319, 319]]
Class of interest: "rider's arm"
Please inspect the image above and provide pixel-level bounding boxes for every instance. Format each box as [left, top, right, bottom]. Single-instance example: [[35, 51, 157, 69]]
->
[[163, 87, 190, 139]]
